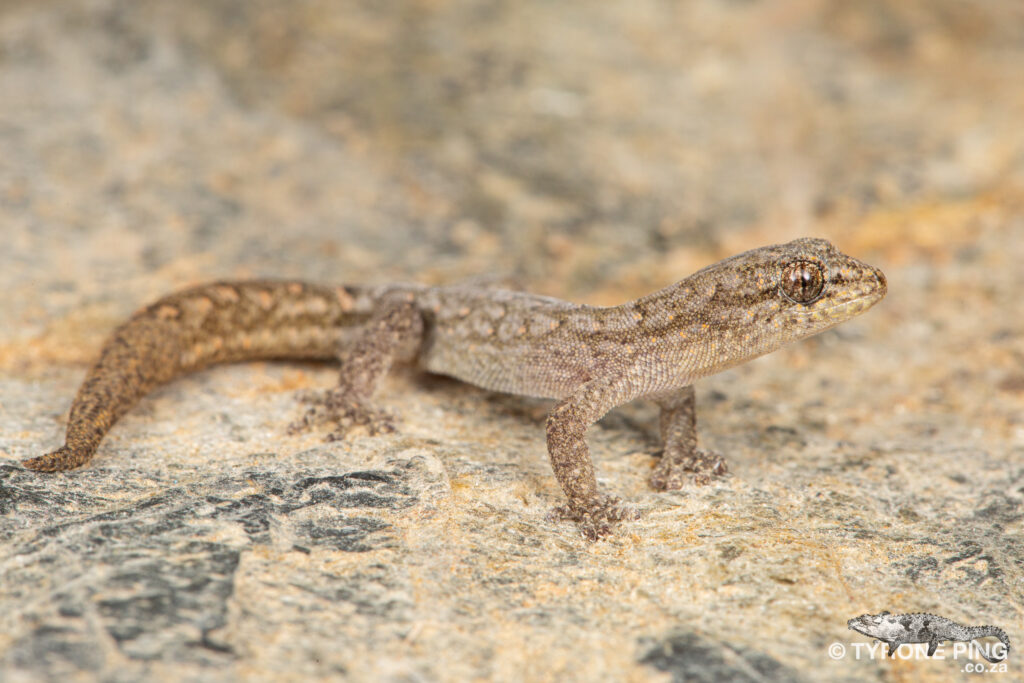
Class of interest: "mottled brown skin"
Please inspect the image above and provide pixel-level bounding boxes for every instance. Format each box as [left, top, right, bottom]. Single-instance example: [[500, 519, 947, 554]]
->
[[24, 238, 886, 539]]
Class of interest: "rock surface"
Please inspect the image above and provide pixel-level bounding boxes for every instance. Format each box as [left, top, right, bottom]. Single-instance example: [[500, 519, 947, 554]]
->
[[1, 1, 1022, 681]]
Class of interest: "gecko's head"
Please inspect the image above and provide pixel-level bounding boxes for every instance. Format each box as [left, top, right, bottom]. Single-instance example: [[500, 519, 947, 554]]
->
[[770, 237, 886, 341], [848, 612, 895, 638], [666, 237, 886, 375], [708, 237, 887, 351]]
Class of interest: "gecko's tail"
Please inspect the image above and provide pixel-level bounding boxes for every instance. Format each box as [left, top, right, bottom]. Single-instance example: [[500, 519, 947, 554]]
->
[[23, 280, 367, 473], [22, 446, 81, 472], [23, 312, 199, 472], [968, 626, 1011, 663]]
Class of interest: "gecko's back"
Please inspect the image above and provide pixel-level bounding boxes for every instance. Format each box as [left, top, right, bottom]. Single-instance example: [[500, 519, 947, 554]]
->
[[416, 286, 621, 399]]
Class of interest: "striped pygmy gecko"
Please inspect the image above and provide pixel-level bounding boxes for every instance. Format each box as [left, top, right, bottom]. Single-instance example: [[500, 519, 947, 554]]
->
[[24, 238, 886, 539]]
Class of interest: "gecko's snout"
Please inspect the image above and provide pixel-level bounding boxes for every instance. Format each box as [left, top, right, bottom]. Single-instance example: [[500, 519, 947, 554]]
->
[[872, 266, 887, 297]]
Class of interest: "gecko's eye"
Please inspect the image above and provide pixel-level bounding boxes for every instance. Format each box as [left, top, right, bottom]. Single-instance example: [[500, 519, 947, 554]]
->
[[780, 261, 825, 304]]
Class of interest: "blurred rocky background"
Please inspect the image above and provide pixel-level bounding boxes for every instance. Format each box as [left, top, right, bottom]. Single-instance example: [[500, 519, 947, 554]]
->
[[1, 1, 1022, 680]]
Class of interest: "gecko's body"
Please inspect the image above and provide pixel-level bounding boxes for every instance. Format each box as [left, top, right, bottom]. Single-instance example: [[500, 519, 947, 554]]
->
[[848, 612, 1010, 663], [23, 238, 886, 538]]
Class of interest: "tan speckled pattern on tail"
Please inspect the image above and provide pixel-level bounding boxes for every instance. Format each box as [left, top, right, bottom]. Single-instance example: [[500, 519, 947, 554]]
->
[[24, 280, 373, 471]]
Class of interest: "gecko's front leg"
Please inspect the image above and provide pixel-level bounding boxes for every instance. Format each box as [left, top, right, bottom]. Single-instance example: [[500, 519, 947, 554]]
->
[[289, 296, 424, 439], [649, 385, 727, 489], [545, 373, 641, 540]]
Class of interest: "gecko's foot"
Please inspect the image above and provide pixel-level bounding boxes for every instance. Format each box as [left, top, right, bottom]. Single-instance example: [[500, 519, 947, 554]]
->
[[288, 388, 397, 439], [650, 449, 727, 490], [547, 494, 640, 541]]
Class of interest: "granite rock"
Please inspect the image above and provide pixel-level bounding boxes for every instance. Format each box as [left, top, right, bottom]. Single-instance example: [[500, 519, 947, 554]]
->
[[1, 1, 1022, 681]]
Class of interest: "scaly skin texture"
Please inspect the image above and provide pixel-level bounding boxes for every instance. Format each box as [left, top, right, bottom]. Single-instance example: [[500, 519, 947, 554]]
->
[[23, 238, 886, 539], [848, 612, 1011, 663]]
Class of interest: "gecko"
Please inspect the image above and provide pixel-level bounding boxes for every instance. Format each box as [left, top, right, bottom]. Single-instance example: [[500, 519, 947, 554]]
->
[[848, 612, 1011, 662], [22, 237, 886, 539]]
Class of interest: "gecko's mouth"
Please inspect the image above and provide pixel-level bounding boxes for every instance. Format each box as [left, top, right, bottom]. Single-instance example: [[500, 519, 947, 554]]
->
[[792, 292, 882, 323]]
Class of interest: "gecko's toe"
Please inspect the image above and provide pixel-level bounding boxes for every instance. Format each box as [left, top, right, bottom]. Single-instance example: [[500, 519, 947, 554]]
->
[[323, 409, 396, 440], [548, 495, 640, 541], [650, 449, 727, 490]]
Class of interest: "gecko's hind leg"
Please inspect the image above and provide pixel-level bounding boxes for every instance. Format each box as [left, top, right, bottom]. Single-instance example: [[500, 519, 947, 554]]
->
[[649, 386, 727, 489], [288, 296, 423, 441]]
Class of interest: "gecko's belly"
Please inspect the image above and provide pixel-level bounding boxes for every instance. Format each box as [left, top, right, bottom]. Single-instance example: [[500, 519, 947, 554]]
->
[[419, 337, 590, 400]]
